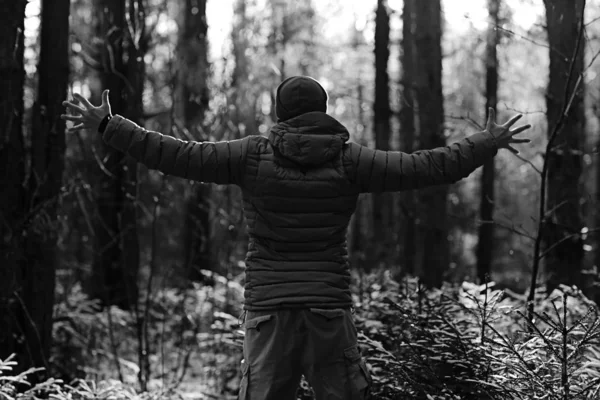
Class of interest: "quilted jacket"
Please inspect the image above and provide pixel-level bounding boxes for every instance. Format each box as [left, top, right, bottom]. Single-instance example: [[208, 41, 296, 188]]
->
[[102, 111, 498, 310]]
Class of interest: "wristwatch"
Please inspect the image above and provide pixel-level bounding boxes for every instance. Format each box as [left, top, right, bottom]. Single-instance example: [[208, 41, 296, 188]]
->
[[98, 114, 113, 134]]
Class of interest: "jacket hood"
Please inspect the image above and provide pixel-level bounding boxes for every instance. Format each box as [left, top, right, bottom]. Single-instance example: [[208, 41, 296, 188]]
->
[[268, 111, 350, 167]]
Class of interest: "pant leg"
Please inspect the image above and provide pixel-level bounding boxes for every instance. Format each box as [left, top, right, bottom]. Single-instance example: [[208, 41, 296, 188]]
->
[[238, 309, 303, 400], [301, 308, 372, 400]]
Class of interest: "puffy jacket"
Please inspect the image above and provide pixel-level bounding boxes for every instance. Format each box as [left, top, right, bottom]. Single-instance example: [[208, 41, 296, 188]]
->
[[102, 111, 498, 310]]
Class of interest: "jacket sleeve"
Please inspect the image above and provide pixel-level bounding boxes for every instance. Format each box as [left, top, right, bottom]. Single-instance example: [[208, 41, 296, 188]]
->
[[102, 115, 251, 185], [345, 130, 498, 193]]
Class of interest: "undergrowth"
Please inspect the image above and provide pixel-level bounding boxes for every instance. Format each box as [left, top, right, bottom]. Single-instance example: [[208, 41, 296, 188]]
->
[[2, 268, 600, 399]]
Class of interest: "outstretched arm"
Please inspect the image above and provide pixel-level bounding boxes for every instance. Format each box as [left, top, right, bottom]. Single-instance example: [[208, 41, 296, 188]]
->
[[347, 109, 531, 193], [62, 90, 250, 185]]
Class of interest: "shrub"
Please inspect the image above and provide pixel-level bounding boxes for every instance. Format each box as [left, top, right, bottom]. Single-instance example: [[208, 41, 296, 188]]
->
[[354, 271, 600, 400]]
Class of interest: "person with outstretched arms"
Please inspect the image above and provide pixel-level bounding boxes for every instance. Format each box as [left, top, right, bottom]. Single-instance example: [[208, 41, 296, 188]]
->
[[62, 76, 531, 400]]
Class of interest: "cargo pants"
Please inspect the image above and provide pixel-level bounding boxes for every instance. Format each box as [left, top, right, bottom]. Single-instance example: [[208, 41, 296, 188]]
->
[[238, 308, 372, 400]]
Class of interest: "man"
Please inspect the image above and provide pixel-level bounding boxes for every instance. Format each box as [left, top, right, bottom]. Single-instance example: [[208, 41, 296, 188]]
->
[[62, 76, 531, 400]]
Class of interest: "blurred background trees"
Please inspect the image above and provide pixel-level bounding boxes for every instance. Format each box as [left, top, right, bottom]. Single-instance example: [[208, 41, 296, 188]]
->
[[2, 0, 600, 396]]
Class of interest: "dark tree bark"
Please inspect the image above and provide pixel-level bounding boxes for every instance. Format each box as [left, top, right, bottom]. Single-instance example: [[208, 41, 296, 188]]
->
[[232, 0, 258, 136], [0, 0, 28, 366], [178, 0, 212, 282], [22, 0, 70, 375], [543, 0, 585, 291], [399, 0, 417, 276], [414, 0, 447, 287], [372, 0, 392, 264], [90, 0, 147, 309], [270, 0, 287, 121], [0, 0, 70, 376], [476, 0, 500, 284], [349, 19, 368, 270]]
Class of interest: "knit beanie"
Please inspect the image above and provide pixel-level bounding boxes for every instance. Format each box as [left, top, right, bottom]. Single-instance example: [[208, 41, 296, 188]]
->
[[275, 76, 328, 122]]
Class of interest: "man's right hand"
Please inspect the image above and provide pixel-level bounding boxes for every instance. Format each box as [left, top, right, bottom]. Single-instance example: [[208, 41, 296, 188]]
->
[[485, 108, 531, 154]]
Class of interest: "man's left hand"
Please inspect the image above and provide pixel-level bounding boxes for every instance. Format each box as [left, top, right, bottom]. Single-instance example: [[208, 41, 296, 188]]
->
[[61, 89, 112, 133]]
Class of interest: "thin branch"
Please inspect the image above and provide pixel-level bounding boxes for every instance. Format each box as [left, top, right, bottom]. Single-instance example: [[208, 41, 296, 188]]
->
[[500, 103, 546, 116], [513, 153, 542, 175], [540, 227, 600, 260], [496, 25, 566, 58], [447, 114, 484, 130], [476, 219, 536, 241]]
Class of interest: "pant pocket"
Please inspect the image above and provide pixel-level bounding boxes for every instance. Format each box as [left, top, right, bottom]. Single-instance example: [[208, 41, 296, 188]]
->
[[344, 345, 373, 400], [309, 307, 346, 320], [238, 358, 249, 400], [243, 313, 274, 332]]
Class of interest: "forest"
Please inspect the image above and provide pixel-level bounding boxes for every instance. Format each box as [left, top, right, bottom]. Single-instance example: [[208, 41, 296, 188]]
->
[[1, 0, 600, 398]]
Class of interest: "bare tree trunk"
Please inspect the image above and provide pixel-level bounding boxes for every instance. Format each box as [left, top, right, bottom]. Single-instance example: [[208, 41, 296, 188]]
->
[[414, 0, 447, 287], [178, 0, 212, 282], [399, 0, 417, 276], [372, 0, 392, 266], [543, 0, 585, 291], [476, 0, 500, 284], [90, 0, 146, 309], [232, 0, 258, 137], [17, 0, 70, 376], [349, 19, 367, 270], [0, 0, 28, 367], [270, 0, 287, 120]]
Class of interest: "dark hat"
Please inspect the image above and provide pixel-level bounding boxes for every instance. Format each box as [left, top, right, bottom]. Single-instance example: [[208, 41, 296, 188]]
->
[[275, 76, 328, 122]]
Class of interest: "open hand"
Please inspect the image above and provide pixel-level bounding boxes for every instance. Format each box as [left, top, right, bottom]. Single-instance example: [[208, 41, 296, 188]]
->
[[485, 108, 531, 154], [61, 90, 112, 133]]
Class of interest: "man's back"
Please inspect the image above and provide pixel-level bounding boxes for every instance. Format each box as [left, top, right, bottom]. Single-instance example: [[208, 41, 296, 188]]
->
[[240, 111, 358, 310]]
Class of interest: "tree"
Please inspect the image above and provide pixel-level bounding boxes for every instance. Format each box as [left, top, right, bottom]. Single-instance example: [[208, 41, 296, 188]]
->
[[349, 15, 369, 292], [0, 0, 28, 366], [543, 0, 585, 291], [89, 0, 147, 308], [398, 0, 417, 276], [269, 0, 287, 120], [476, 0, 501, 284], [177, 0, 212, 282], [372, 0, 392, 264], [231, 0, 258, 136], [414, 0, 447, 287], [25, 0, 70, 373], [0, 0, 70, 375]]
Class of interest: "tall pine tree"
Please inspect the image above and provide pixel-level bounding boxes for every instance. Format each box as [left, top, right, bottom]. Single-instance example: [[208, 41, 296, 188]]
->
[[476, 0, 501, 284], [89, 0, 148, 308], [414, 0, 447, 287], [398, 0, 417, 276], [178, 0, 212, 282], [543, 0, 585, 291], [372, 0, 392, 265]]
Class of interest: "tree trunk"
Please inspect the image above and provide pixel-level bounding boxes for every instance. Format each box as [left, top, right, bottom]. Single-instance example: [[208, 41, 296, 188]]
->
[[232, 0, 258, 136], [17, 0, 70, 376], [349, 18, 367, 270], [0, 0, 28, 367], [399, 0, 417, 276], [178, 0, 212, 282], [543, 0, 585, 291], [372, 0, 392, 266], [414, 0, 447, 287], [270, 0, 287, 121], [476, 0, 500, 284], [90, 0, 146, 309]]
